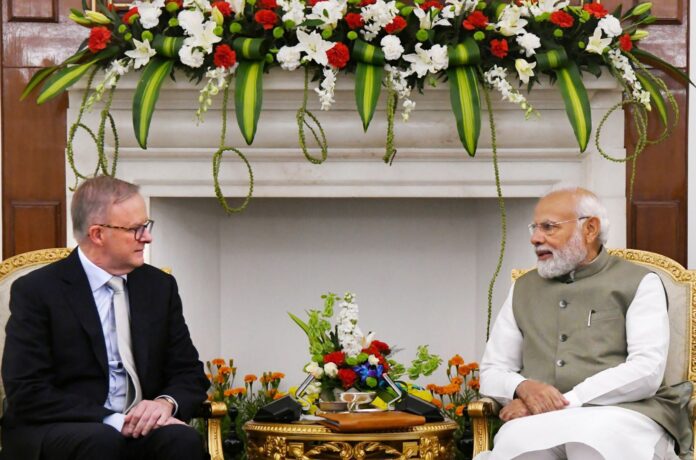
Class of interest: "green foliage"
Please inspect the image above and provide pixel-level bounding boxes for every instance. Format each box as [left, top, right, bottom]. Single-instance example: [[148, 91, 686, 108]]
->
[[407, 345, 443, 380]]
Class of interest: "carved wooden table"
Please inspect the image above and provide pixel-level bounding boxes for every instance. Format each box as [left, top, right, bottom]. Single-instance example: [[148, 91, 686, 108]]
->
[[243, 419, 458, 459]]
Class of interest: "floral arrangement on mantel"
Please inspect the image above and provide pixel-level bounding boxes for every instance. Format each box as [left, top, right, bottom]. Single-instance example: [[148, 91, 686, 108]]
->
[[289, 292, 442, 401], [22, 0, 688, 214]]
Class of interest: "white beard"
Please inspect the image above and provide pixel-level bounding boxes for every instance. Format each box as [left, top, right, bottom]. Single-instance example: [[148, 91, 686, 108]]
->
[[536, 229, 588, 279]]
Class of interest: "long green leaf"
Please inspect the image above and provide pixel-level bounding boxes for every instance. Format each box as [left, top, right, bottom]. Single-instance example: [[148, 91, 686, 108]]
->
[[132, 57, 174, 149], [636, 70, 668, 126], [22, 50, 90, 101], [355, 62, 383, 132], [631, 48, 695, 87], [555, 62, 591, 152], [288, 312, 311, 336], [37, 61, 99, 104], [447, 66, 481, 156], [234, 60, 264, 145]]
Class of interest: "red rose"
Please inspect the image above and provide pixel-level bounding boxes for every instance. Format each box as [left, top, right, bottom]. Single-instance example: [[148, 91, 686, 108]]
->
[[213, 44, 237, 68], [359, 0, 376, 6], [122, 7, 139, 25], [254, 9, 277, 29], [327, 42, 350, 69], [258, 0, 278, 9], [212, 1, 232, 16], [462, 10, 488, 30], [344, 12, 364, 30], [337, 368, 358, 389], [489, 38, 508, 58], [549, 10, 574, 28], [619, 33, 633, 52], [420, 0, 442, 10], [384, 16, 406, 34], [583, 2, 607, 19], [323, 351, 346, 366], [88, 26, 112, 53]]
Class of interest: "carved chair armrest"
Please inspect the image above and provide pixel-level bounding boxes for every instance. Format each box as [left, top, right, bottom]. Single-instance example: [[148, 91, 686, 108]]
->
[[467, 397, 501, 456], [198, 400, 228, 460]]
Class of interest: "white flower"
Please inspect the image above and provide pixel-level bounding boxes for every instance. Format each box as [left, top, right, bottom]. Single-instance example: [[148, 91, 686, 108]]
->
[[585, 27, 611, 55], [134, 0, 165, 29], [104, 58, 132, 88], [598, 15, 623, 38], [527, 0, 568, 15], [277, 45, 302, 71], [296, 29, 334, 66], [307, 0, 347, 29], [515, 58, 536, 84], [227, 0, 245, 15], [305, 361, 324, 378], [183, 0, 212, 10], [179, 44, 205, 67], [496, 5, 527, 36], [381, 35, 404, 61], [278, 0, 305, 25], [413, 6, 450, 30], [125, 38, 156, 69], [403, 43, 449, 77], [360, 0, 398, 41], [402, 99, 416, 121], [484, 65, 536, 117], [440, 0, 476, 19], [516, 32, 540, 57], [324, 362, 338, 377], [178, 9, 205, 35], [368, 354, 380, 365], [315, 67, 337, 110]]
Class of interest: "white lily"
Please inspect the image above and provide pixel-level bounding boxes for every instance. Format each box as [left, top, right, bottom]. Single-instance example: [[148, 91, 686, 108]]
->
[[496, 5, 528, 36], [413, 6, 450, 30], [403, 43, 448, 77], [441, 0, 476, 18], [125, 39, 156, 69], [515, 58, 536, 84], [134, 0, 165, 29], [227, 0, 245, 15], [527, 0, 568, 15], [296, 29, 334, 67], [307, 0, 347, 29], [586, 27, 611, 55]]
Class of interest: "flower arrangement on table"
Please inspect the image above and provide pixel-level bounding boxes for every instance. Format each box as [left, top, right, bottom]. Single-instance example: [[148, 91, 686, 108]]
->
[[426, 354, 481, 459], [22, 0, 689, 215], [197, 358, 287, 459], [290, 292, 442, 404]]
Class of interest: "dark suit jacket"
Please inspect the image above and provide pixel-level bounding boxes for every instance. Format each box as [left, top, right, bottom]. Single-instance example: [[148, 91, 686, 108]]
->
[[0, 250, 209, 460]]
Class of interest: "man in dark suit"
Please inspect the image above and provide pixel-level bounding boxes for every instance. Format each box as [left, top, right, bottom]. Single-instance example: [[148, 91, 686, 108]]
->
[[1, 176, 210, 460]]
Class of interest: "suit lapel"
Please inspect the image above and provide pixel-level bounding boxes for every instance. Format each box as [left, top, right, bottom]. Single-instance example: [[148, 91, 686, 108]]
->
[[125, 268, 150, 381], [60, 251, 109, 377]]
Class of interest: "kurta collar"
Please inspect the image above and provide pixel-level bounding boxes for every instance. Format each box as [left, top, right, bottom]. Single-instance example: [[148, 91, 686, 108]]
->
[[555, 246, 608, 283]]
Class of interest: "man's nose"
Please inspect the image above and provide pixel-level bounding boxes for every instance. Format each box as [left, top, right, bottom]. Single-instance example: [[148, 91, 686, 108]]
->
[[530, 227, 545, 245], [139, 228, 153, 244]]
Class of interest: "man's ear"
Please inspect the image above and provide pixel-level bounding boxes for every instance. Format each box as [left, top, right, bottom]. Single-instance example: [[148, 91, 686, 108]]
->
[[86, 225, 106, 247], [584, 216, 601, 245]]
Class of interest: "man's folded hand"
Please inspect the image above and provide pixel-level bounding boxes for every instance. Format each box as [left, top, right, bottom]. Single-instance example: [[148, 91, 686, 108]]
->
[[122, 399, 176, 438], [499, 399, 531, 421], [515, 379, 568, 415]]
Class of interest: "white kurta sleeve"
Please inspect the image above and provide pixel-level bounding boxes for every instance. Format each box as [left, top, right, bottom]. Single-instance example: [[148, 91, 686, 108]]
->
[[564, 273, 669, 406], [479, 284, 526, 405]]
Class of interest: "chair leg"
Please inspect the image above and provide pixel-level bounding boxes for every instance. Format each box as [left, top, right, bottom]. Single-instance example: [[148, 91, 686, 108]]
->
[[205, 401, 227, 460], [467, 399, 498, 456]]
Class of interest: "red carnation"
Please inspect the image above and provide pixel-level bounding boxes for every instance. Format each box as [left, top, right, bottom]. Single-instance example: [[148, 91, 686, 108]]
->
[[254, 9, 277, 29], [88, 26, 112, 53], [384, 16, 407, 34], [213, 44, 237, 68], [359, 0, 376, 6], [344, 12, 364, 30], [327, 42, 350, 69], [549, 10, 574, 28], [489, 38, 508, 58], [583, 2, 607, 19], [420, 0, 442, 10], [307, 0, 319, 5], [462, 10, 488, 30], [122, 7, 139, 25], [212, 1, 232, 16], [258, 0, 278, 9], [323, 351, 346, 366], [619, 33, 633, 52], [370, 340, 391, 354], [337, 368, 358, 389]]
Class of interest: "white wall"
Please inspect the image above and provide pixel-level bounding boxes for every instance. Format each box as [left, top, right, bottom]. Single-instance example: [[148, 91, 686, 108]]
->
[[150, 197, 536, 387]]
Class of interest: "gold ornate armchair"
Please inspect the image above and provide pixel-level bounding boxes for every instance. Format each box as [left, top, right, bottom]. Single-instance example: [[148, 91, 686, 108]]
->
[[468, 248, 696, 459], [0, 248, 227, 460]]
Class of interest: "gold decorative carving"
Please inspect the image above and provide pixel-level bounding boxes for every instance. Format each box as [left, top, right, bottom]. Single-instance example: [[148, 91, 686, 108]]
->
[[418, 436, 444, 460], [0, 247, 72, 281], [207, 418, 224, 460], [289, 441, 352, 460], [354, 441, 412, 460], [260, 436, 288, 460]]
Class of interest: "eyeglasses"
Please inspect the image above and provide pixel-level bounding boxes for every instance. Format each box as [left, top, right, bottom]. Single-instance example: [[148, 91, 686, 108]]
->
[[95, 219, 154, 241], [528, 216, 590, 236]]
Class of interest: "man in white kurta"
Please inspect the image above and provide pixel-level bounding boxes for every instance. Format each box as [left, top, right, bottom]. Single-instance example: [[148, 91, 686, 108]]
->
[[476, 187, 685, 460]]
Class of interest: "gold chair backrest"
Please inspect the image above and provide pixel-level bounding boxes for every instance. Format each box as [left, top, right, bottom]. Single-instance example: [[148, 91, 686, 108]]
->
[[511, 248, 696, 390]]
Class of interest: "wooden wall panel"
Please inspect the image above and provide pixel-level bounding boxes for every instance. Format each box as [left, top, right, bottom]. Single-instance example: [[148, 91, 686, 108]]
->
[[631, 202, 682, 263], [10, 201, 62, 254], [8, 0, 58, 22]]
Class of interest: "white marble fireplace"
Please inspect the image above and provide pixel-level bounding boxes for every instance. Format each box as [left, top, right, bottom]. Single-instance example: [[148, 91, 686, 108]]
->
[[67, 72, 627, 385]]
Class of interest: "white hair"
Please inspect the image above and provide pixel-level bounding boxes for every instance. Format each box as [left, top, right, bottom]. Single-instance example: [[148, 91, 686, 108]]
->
[[543, 184, 610, 245]]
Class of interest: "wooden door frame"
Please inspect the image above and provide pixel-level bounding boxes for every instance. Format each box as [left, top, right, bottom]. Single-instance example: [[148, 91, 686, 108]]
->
[[689, 5, 695, 268]]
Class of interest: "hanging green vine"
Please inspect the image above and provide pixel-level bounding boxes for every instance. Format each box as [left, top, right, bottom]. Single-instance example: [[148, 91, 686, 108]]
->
[[296, 66, 329, 164], [212, 76, 254, 214], [482, 82, 507, 341], [383, 77, 397, 165]]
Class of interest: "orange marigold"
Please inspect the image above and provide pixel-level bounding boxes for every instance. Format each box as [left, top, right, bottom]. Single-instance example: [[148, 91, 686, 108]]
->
[[468, 362, 479, 371], [226, 387, 246, 396], [211, 358, 225, 367], [273, 392, 285, 400], [219, 366, 232, 375], [458, 364, 471, 376], [468, 378, 480, 390], [271, 372, 285, 380], [448, 354, 465, 367], [426, 383, 439, 392], [223, 389, 236, 397], [431, 398, 442, 408], [450, 376, 464, 385], [206, 373, 212, 381], [215, 374, 225, 384], [455, 405, 465, 417], [440, 383, 459, 395], [244, 374, 258, 383], [445, 403, 455, 410]]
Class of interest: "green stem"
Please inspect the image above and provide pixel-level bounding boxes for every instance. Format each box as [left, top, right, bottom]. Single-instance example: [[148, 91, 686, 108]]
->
[[66, 67, 100, 191], [383, 75, 397, 164], [482, 83, 506, 341], [296, 66, 328, 164]]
